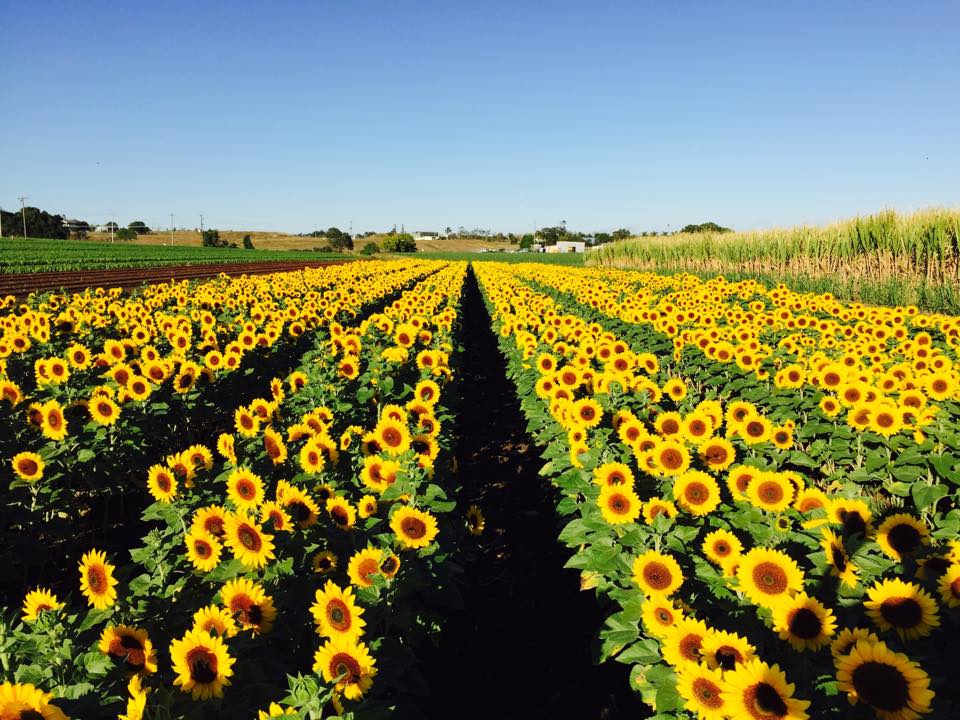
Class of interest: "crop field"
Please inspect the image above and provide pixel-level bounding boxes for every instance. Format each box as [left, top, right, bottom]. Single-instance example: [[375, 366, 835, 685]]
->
[[0, 238, 340, 274], [1, 259, 959, 719]]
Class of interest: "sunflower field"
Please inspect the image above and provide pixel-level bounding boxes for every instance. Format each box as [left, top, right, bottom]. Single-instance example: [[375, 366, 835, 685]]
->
[[473, 262, 960, 720], [2, 258, 960, 719]]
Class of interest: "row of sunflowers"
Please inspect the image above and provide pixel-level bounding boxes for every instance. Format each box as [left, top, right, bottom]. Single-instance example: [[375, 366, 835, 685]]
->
[[2, 261, 475, 718], [474, 262, 959, 720], [0, 260, 445, 596]]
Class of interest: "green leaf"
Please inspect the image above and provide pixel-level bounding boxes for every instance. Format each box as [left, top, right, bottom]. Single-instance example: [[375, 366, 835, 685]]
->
[[911, 482, 948, 511]]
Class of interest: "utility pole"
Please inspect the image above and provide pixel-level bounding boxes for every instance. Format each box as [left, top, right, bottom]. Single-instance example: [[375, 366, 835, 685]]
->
[[0, 204, 4, 238], [200, 214, 204, 235], [110, 216, 115, 243], [170, 213, 175, 246], [18, 197, 28, 238]]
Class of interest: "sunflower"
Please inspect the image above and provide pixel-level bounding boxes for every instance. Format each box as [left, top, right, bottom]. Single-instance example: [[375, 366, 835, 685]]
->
[[673, 470, 722, 516], [234, 406, 260, 438], [572, 397, 602, 428], [726, 464, 759, 501], [263, 427, 288, 465], [654, 411, 683, 437], [89, 395, 120, 425], [119, 675, 148, 720], [736, 547, 804, 608], [739, 414, 773, 445], [772, 592, 836, 652], [40, 400, 67, 441], [170, 629, 235, 700], [876, 514, 929, 562], [98, 625, 158, 676], [390, 506, 439, 549], [592, 461, 634, 488], [835, 640, 934, 720], [746, 472, 794, 512], [312, 550, 338, 575], [21, 588, 62, 623], [361, 455, 400, 494], [661, 617, 710, 667], [184, 529, 222, 572], [221, 577, 276, 635], [380, 552, 401, 579], [465, 504, 485, 536], [642, 497, 678, 524], [701, 629, 755, 672], [817, 527, 859, 587], [311, 581, 366, 641], [701, 529, 742, 566], [358, 495, 378, 519], [828, 498, 873, 537], [313, 637, 377, 701], [327, 496, 358, 530], [225, 467, 265, 512], [347, 547, 384, 588], [260, 501, 293, 532], [0, 682, 69, 720], [11, 451, 44, 482], [938, 565, 960, 607], [721, 659, 810, 720], [698, 437, 735, 472], [676, 663, 729, 720], [793, 488, 829, 514], [663, 377, 687, 401], [649, 439, 691, 477], [831, 627, 880, 658], [192, 605, 238, 638], [78, 549, 118, 610], [192, 505, 229, 539], [632, 550, 683, 596], [597, 484, 642, 524], [641, 594, 684, 638], [864, 578, 939, 641], [281, 485, 320, 528], [258, 702, 298, 718], [216, 433, 237, 463], [414, 378, 441, 405], [374, 417, 411, 456], [223, 513, 275, 569], [146, 464, 177, 503]]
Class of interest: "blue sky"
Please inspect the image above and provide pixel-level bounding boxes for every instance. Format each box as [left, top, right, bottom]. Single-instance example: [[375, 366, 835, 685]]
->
[[1, 1, 958, 234]]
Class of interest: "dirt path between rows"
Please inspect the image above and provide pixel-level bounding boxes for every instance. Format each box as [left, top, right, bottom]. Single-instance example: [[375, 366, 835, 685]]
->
[[419, 266, 645, 719]]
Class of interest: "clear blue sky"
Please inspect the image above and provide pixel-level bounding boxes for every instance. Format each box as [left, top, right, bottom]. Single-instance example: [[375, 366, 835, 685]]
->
[[2, 1, 958, 234]]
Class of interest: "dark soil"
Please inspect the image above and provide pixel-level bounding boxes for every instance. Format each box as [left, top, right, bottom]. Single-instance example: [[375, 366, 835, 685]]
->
[[419, 267, 646, 719]]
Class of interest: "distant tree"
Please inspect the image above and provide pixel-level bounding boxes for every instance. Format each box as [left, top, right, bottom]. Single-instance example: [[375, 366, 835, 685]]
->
[[128, 221, 151, 234], [519, 234, 534, 250], [202, 229, 228, 248], [243, 234, 255, 249], [594, 232, 612, 245], [679, 221, 732, 233], [612, 228, 631, 241], [535, 226, 566, 246], [326, 227, 354, 251], [381, 233, 417, 253], [360, 241, 381, 255], [0, 207, 69, 239], [115, 227, 137, 241]]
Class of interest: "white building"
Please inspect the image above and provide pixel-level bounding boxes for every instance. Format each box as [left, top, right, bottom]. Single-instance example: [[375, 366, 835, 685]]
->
[[413, 231, 443, 241], [545, 240, 585, 253]]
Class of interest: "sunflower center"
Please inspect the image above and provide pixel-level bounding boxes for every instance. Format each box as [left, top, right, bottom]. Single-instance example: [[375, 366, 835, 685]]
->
[[887, 523, 921, 555], [109, 634, 146, 670], [788, 607, 822, 639], [678, 633, 703, 662], [757, 482, 784, 504], [661, 419, 680, 435], [194, 540, 211, 558], [237, 480, 255, 498], [205, 517, 225, 537], [326, 600, 350, 631], [289, 501, 311, 522], [381, 556, 399, 574], [685, 482, 709, 504], [401, 516, 428, 539], [18, 458, 39, 476], [660, 449, 683, 470], [705, 446, 727, 463], [654, 608, 673, 624], [752, 562, 788, 595], [713, 645, 742, 671], [692, 677, 723, 709], [879, 597, 922, 629], [829, 544, 847, 571], [608, 494, 629, 514], [332, 506, 350, 525], [87, 566, 105, 592], [383, 428, 402, 447], [851, 661, 910, 712], [840, 510, 867, 536], [19, 710, 45, 720], [329, 652, 362, 683], [745, 682, 789, 718], [713, 541, 730, 556], [230, 595, 263, 625], [157, 475, 172, 492], [186, 647, 219, 684], [642, 562, 674, 591], [237, 526, 262, 551], [745, 421, 765, 437], [358, 558, 379, 582]]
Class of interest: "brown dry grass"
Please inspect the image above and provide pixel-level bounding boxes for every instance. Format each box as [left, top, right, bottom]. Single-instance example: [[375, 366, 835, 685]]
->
[[87, 230, 327, 251]]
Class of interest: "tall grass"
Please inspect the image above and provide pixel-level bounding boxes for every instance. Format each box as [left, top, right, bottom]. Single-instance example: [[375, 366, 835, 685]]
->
[[587, 209, 960, 311]]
